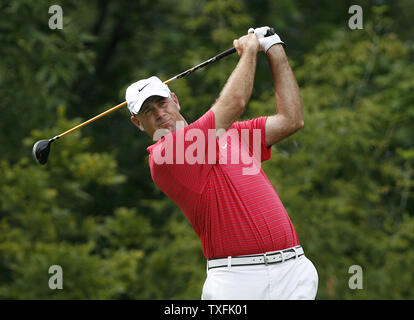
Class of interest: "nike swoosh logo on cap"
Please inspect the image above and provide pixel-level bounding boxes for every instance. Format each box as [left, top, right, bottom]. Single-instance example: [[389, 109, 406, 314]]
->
[[138, 83, 150, 92]]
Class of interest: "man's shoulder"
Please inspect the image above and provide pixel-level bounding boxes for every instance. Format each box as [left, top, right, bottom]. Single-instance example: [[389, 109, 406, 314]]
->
[[230, 116, 268, 131], [188, 109, 215, 129]]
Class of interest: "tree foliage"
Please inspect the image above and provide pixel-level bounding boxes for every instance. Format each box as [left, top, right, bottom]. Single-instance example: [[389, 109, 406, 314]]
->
[[0, 0, 413, 299]]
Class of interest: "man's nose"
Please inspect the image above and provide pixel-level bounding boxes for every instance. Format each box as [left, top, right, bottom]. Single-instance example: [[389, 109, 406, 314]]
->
[[154, 106, 166, 119]]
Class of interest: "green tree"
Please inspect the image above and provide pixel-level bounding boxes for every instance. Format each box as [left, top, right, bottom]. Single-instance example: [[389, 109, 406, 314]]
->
[[1, 0, 413, 300]]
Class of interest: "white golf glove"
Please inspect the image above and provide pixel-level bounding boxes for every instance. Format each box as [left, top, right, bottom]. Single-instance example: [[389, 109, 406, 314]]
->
[[248, 26, 284, 52]]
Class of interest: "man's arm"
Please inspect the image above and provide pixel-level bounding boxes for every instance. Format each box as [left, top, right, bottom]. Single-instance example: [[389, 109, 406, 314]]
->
[[265, 44, 304, 147], [211, 34, 259, 137]]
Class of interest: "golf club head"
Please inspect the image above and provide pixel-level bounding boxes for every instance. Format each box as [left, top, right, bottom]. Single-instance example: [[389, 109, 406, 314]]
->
[[32, 139, 52, 165]]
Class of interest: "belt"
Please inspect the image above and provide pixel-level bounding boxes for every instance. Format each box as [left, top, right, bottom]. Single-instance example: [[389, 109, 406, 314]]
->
[[207, 246, 304, 270]]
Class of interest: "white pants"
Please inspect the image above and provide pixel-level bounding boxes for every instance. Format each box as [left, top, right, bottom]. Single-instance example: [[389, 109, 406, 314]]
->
[[201, 255, 318, 300]]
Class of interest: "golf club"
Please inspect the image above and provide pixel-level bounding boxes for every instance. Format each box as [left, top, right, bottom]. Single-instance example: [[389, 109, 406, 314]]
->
[[32, 28, 275, 165]]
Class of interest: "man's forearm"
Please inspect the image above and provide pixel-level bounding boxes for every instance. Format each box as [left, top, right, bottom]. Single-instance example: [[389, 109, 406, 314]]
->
[[217, 49, 257, 111], [267, 45, 303, 126], [211, 47, 258, 132]]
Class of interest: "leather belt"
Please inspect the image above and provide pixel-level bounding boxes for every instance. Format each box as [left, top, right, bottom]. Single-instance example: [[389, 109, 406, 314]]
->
[[207, 246, 304, 270]]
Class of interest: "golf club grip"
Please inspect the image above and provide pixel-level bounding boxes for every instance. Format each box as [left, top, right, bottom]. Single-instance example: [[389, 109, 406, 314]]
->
[[216, 28, 275, 58], [217, 28, 275, 57], [265, 27, 275, 37], [164, 27, 275, 84], [198, 27, 276, 67]]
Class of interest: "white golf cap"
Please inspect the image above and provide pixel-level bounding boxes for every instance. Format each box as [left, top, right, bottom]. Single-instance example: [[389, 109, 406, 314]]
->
[[125, 76, 171, 115]]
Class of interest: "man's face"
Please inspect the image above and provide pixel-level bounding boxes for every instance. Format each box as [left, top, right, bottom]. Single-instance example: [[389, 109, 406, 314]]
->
[[131, 93, 186, 139]]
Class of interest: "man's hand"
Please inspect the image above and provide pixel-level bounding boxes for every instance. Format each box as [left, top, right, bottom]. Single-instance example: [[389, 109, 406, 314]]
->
[[248, 26, 284, 53], [233, 33, 260, 56]]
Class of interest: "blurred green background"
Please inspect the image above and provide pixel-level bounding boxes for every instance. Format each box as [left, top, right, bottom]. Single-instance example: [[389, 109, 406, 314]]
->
[[0, 0, 413, 299]]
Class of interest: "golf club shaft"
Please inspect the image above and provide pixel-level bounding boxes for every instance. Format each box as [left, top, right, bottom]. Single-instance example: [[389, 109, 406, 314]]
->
[[57, 47, 237, 139], [57, 101, 127, 139], [164, 47, 236, 85]]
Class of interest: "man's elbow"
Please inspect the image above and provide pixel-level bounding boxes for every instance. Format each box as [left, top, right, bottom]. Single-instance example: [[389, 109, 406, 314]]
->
[[288, 117, 304, 135], [234, 95, 248, 109], [294, 108, 304, 130], [230, 95, 248, 115]]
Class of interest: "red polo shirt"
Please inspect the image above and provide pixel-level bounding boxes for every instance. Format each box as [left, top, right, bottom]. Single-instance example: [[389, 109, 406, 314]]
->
[[147, 110, 299, 259]]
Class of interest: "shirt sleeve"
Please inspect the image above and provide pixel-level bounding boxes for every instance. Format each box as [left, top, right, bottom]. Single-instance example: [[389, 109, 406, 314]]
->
[[230, 116, 272, 162], [147, 109, 219, 194]]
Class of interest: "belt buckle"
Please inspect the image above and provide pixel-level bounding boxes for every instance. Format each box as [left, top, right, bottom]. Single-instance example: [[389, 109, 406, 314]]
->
[[264, 253, 269, 265]]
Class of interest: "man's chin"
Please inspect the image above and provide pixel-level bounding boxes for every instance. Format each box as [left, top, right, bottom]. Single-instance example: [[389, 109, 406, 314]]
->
[[158, 123, 174, 132], [154, 120, 186, 136]]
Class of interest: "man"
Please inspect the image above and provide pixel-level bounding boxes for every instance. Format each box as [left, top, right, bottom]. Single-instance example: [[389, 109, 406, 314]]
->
[[125, 27, 318, 299]]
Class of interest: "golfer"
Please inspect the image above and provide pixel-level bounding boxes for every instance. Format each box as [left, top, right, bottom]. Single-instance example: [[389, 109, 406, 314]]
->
[[125, 27, 318, 300]]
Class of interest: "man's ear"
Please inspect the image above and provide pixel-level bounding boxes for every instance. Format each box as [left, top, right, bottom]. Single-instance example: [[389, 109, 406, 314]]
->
[[171, 92, 181, 111], [130, 115, 144, 131]]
